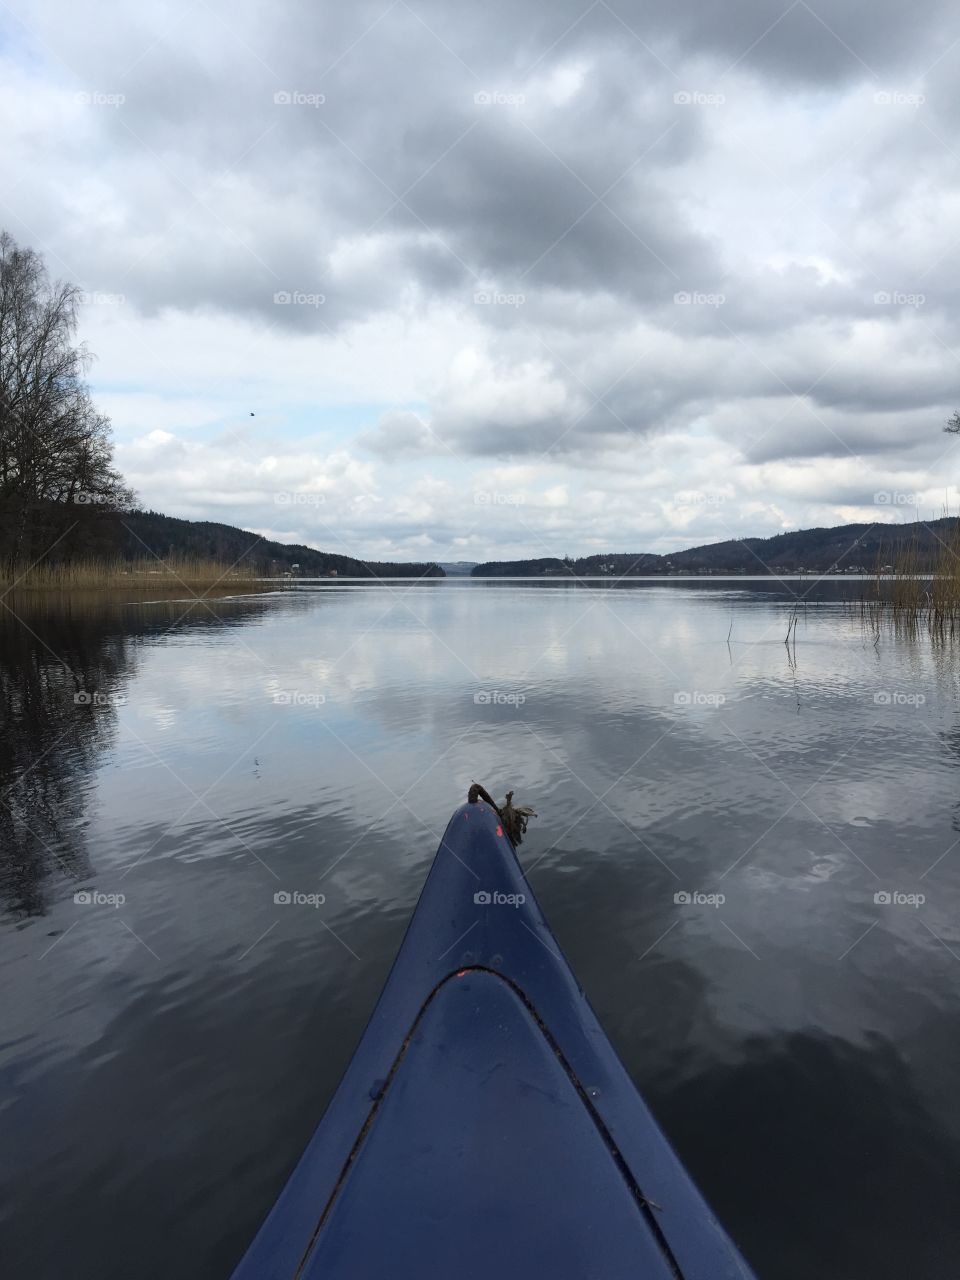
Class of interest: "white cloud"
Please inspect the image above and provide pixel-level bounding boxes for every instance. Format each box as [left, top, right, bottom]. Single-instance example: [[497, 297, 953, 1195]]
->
[[3, 0, 960, 560]]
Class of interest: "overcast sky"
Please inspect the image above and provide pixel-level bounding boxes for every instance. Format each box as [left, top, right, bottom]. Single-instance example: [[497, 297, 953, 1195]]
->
[[3, 0, 960, 561]]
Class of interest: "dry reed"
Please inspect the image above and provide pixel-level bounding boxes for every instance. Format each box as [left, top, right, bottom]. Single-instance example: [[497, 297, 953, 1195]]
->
[[862, 520, 960, 634], [0, 557, 270, 593]]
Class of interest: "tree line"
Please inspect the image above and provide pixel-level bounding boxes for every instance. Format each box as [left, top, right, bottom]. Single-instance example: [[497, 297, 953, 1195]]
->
[[0, 233, 442, 578], [0, 231, 134, 567], [120, 511, 443, 577], [471, 520, 960, 576]]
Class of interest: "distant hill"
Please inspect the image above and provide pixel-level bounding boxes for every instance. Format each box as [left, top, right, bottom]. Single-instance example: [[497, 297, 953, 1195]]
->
[[121, 511, 444, 578], [470, 519, 957, 577]]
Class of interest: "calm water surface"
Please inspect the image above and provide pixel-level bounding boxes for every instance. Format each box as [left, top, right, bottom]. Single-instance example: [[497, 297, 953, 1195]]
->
[[2, 578, 960, 1279]]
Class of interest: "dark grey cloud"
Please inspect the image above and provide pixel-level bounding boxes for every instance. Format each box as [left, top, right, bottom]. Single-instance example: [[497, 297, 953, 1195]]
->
[[6, 0, 960, 489], [736, 401, 960, 464]]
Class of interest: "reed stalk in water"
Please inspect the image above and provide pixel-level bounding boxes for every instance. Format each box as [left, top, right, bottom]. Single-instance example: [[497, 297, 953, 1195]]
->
[[862, 519, 960, 634]]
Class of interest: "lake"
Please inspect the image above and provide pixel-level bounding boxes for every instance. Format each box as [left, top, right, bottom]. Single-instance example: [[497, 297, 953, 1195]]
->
[[2, 577, 959, 1279]]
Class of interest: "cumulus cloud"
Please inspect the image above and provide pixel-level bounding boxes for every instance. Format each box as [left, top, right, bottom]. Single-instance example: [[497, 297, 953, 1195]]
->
[[3, 0, 960, 557]]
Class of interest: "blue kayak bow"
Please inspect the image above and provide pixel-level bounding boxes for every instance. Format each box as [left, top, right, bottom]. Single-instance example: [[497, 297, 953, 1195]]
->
[[230, 793, 756, 1279]]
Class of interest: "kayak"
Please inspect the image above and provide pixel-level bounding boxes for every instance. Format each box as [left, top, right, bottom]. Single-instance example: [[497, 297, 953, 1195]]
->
[[230, 791, 756, 1279]]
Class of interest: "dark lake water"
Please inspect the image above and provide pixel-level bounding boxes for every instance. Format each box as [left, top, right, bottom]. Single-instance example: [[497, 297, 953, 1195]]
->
[[2, 577, 959, 1279]]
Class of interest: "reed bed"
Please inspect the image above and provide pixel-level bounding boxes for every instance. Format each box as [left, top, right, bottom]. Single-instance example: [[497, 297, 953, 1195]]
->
[[862, 521, 960, 634], [0, 557, 270, 593]]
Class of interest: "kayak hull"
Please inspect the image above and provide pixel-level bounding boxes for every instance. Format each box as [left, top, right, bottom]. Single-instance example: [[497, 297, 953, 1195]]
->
[[230, 799, 756, 1279]]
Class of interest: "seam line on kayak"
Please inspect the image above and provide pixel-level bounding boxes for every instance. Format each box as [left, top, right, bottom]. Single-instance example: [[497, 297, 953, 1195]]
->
[[293, 965, 683, 1280]]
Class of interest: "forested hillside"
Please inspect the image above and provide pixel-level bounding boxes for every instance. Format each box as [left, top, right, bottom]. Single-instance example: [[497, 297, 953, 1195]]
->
[[120, 511, 443, 577], [471, 519, 957, 576]]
